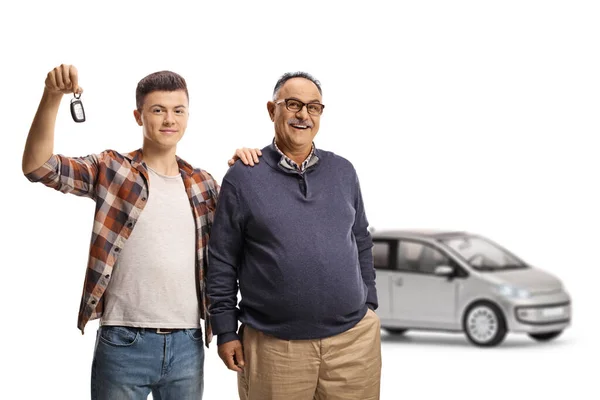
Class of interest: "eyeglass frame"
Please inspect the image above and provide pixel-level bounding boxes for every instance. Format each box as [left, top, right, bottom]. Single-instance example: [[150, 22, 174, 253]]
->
[[274, 98, 325, 115]]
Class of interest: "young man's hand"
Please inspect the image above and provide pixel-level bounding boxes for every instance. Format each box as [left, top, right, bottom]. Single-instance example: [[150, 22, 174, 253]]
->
[[22, 64, 84, 175], [229, 148, 262, 167], [217, 340, 245, 372], [45, 64, 83, 95]]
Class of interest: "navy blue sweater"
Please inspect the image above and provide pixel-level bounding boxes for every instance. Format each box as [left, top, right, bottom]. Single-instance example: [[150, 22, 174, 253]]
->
[[207, 143, 377, 345]]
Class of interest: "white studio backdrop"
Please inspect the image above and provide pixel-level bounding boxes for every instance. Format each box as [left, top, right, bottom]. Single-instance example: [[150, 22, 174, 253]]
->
[[1, 1, 598, 399]]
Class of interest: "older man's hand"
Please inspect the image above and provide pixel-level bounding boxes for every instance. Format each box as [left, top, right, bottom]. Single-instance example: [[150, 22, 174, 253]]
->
[[229, 148, 262, 167], [217, 340, 245, 372]]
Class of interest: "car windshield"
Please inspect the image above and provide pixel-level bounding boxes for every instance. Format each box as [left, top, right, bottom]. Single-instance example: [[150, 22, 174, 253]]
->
[[439, 235, 527, 271]]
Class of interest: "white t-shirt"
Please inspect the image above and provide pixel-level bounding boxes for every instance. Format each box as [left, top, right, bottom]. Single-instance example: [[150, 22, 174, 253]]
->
[[101, 166, 200, 328]]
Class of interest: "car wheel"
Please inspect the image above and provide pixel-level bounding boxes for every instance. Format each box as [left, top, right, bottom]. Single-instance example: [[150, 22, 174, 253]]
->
[[463, 301, 507, 347], [528, 330, 563, 342], [385, 328, 408, 335]]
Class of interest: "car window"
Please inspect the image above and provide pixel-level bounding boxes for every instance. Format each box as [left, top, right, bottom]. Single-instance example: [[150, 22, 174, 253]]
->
[[397, 241, 423, 272], [440, 235, 527, 270], [373, 241, 393, 270], [398, 241, 451, 274], [420, 244, 451, 274]]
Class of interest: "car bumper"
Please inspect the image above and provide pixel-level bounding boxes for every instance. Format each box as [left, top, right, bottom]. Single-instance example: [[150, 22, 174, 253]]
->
[[499, 291, 572, 333]]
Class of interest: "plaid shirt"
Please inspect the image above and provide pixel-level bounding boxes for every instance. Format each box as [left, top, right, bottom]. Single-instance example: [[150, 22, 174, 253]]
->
[[25, 149, 219, 346]]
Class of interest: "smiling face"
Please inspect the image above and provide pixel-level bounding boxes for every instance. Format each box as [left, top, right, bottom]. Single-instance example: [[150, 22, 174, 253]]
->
[[133, 90, 189, 151], [267, 77, 322, 157]]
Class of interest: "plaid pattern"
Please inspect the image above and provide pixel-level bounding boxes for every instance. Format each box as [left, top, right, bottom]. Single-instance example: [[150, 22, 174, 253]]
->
[[273, 139, 315, 172], [25, 149, 219, 346]]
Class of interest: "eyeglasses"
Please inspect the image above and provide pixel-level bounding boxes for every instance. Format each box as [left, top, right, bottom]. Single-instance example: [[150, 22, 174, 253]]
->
[[275, 98, 325, 115]]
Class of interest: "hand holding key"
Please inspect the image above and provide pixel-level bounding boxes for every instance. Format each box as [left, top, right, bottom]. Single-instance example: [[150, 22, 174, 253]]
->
[[45, 64, 86, 122], [45, 64, 82, 95]]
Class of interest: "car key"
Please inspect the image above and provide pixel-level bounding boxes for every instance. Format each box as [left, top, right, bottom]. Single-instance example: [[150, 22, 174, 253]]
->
[[70, 93, 86, 123]]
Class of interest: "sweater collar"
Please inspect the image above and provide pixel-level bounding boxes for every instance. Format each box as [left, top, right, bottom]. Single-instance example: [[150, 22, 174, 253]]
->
[[263, 140, 320, 173]]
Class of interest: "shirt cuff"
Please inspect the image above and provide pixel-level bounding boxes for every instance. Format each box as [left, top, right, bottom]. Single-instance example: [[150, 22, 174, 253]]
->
[[217, 332, 240, 346], [24, 154, 58, 182]]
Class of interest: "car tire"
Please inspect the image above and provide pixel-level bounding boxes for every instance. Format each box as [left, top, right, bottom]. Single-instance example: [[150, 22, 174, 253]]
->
[[384, 328, 408, 335], [463, 301, 507, 347], [528, 330, 563, 342]]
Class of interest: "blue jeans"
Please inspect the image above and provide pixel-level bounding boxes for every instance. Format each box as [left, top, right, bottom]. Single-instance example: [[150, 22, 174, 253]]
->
[[91, 326, 204, 400]]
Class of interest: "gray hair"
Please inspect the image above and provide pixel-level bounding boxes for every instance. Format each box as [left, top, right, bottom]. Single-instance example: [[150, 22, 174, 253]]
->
[[272, 72, 322, 100]]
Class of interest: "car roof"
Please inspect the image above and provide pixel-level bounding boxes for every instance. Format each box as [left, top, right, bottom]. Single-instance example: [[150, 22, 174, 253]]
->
[[371, 229, 471, 241]]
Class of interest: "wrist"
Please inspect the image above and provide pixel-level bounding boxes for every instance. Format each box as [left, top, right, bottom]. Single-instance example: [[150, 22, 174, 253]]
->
[[41, 88, 64, 102]]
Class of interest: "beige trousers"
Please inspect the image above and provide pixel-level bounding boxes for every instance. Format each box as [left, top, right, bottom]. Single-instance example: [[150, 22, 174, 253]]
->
[[238, 309, 382, 400]]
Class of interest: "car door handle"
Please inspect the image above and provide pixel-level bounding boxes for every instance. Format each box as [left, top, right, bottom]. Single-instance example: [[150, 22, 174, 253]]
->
[[393, 277, 403, 286]]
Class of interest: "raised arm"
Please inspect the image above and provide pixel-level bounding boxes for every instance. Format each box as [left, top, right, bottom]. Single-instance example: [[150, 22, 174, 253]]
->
[[22, 64, 82, 174]]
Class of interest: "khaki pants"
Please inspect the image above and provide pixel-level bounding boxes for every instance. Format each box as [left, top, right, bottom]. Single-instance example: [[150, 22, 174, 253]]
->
[[238, 309, 381, 400]]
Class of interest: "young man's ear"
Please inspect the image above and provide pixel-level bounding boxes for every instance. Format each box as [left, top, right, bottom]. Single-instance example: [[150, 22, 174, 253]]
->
[[267, 101, 275, 122], [133, 109, 143, 126]]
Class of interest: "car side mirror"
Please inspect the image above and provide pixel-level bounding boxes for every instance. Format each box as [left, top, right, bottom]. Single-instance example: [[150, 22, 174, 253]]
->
[[434, 265, 454, 277]]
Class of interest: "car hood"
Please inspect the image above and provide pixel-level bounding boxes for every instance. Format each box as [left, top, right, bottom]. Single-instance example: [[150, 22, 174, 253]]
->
[[483, 268, 563, 295]]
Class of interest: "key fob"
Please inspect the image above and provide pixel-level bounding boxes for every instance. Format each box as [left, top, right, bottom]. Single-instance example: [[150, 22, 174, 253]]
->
[[70, 93, 86, 123]]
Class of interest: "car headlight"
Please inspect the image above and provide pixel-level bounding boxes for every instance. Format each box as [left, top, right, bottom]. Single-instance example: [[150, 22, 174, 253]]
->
[[497, 285, 530, 299]]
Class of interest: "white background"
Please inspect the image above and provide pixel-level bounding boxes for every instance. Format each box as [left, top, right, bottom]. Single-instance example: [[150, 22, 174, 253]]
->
[[1, 0, 598, 399]]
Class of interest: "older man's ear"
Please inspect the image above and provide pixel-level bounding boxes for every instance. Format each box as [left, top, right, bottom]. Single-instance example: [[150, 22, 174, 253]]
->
[[267, 101, 276, 121]]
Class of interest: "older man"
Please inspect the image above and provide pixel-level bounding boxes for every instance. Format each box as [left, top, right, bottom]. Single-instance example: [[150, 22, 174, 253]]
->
[[208, 72, 381, 400]]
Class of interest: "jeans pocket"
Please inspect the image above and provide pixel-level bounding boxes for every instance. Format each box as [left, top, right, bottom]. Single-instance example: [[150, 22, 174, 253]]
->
[[185, 328, 204, 342], [99, 326, 140, 347]]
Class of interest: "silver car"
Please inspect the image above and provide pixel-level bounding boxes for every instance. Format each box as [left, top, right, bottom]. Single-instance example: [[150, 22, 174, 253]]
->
[[372, 229, 571, 346]]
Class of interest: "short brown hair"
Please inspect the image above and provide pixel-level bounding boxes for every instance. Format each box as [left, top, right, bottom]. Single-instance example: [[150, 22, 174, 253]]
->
[[135, 71, 189, 110]]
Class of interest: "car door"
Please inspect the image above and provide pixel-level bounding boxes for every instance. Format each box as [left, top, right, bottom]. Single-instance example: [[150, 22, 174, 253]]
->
[[372, 239, 396, 320], [391, 240, 460, 330]]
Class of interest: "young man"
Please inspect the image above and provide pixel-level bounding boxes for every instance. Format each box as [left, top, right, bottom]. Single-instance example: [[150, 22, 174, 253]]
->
[[208, 72, 381, 400], [22, 64, 260, 400]]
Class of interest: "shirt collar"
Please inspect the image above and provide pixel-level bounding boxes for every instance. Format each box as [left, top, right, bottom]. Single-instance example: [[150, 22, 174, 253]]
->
[[273, 139, 317, 172], [124, 148, 194, 177]]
